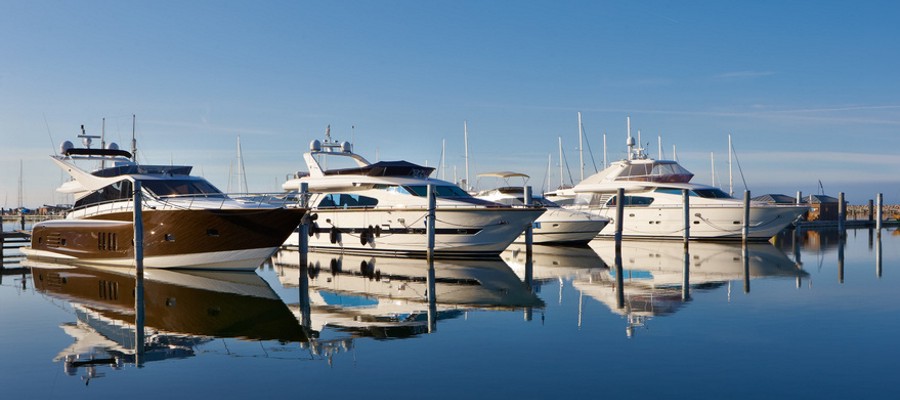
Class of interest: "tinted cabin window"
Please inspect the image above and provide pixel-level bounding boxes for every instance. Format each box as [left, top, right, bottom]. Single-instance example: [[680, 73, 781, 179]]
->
[[317, 193, 379, 208], [142, 179, 224, 198], [606, 195, 654, 206], [405, 185, 471, 198], [74, 180, 134, 208], [693, 188, 732, 199]]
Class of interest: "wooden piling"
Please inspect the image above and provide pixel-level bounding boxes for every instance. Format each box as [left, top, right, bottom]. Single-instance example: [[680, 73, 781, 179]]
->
[[427, 184, 436, 260], [876, 193, 883, 235], [682, 189, 690, 246], [742, 190, 751, 244], [133, 180, 145, 364]]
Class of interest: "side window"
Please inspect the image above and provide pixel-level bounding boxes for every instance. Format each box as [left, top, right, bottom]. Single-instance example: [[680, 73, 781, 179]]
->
[[317, 193, 378, 208]]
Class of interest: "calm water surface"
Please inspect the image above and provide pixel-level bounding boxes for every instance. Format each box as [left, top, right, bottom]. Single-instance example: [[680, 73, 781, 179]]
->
[[2, 224, 898, 399]]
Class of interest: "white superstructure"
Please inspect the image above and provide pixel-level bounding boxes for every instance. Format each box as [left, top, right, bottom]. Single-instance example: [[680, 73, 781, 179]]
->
[[282, 133, 544, 257], [546, 136, 806, 241]]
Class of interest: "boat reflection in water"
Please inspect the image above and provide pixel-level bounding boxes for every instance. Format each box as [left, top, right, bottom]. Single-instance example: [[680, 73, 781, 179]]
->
[[501, 243, 607, 295], [578, 239, 807, 337], [272, 249, 543, 344], [27, 259, 304, 381]]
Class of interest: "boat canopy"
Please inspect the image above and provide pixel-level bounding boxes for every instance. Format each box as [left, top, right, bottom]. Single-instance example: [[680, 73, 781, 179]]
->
[[612, 160, 693, 183], [477, 171, 530, 179], [92, 164, 193, 178], [323, 160, 435, 178]]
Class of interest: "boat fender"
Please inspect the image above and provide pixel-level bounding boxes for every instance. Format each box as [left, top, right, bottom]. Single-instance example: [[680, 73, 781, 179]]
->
[[360, 229, 368, 245], [309, 222, 318, 237], [330, 258, 341, 274], [374, 225, 382, 237], [330, 226, 339, 244], [367, 225, 376, 243]]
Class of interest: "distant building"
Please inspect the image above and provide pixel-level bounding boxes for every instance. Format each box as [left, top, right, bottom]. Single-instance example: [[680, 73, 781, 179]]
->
[[806, 194, 840, 221]]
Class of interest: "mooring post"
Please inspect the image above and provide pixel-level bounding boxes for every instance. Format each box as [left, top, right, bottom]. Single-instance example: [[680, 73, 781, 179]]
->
[[838, 192, 846, 235], [427, 184, 436, 260], [615, 188, 624, 251], [796, 191, 802, 205], [876, 193, 883, 235], [743, 190, 751, 244], [524, 185, 534, 252], [743, 243, 750, 294], [682, 246, 690, 301], [682, 189, 690, 246], [876, 233, 883, 279], [427, 257, 437, 333], [20, 214, 25, 231], [838, 236, 845, 284], [133, 180, 145, 365], [299, 182, 309, 256]]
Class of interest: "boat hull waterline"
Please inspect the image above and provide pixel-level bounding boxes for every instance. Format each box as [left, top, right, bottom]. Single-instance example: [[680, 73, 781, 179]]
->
[[23, 208, 305, 270], [284, 207, 544, 258]]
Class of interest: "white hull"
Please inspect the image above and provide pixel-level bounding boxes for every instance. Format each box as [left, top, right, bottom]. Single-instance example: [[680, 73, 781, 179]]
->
[[284, 207, 543, 257], [587, 204, 805, 240], [518, 208, 608, 244], [20, 246, 276, 271]]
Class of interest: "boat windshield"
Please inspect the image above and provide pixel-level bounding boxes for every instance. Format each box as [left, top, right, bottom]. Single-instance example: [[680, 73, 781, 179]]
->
[[655, 187, 733, 199], [615, 161, 693, 183], [142, 179, 224, 198], [401, 185, 471, 198]]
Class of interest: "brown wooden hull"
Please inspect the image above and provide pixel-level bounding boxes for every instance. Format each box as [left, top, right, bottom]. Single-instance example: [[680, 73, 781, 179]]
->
[[25, 208, 304, 270]]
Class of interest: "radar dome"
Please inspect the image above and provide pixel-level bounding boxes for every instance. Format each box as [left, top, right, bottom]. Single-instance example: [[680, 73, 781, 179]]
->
[[82, 136, 92, 148], [59, 140, 74, 155], [626, 136, 636, 146], [310, 139, 322, 151], [107, 142, 119, 150], [341, 141, 352, 152]]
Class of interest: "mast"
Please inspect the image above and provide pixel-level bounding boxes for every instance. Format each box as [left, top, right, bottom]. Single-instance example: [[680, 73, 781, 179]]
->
[[558, 136, 564, 188], [658, 135, 662, 159], [131, 114, 137, 162], [101, 118, 106, 169], [464, 121, 470, 191], [603, 132, 607, 168], [728, 134, 734, 196], [237, 136, 248, 193], [578, 112, 584, 181], [17, 159, 23, 209], [626, 116, 633, 160]]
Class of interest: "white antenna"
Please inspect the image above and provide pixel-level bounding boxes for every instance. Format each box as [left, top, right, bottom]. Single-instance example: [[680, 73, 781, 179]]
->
[[546, 153, 552, 194], [626, 116, 633, 160], [464, 121, 470, 191], [658, 135, 662, 159], [710, 152, 716, 187], [673, 144, 677, 161], [578, 112, 584, 181], [728, 134, 734, 196], [602, 132, 607, 168]]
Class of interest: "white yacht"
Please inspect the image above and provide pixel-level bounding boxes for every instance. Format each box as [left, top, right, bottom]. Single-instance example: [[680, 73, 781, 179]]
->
[[474, 172, 609, 245], [22, 129, 304, 270], [281, 133, 544, 257], [546, 138, 807, 241]]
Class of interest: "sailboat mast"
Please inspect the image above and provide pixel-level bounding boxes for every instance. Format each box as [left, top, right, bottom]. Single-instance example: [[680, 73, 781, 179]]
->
[[728, 134, 734, 196], [558, 136, 564, 188], [237, 136, 248, 193], [464, 121, 470, 191], [578, 112, 584, 181]]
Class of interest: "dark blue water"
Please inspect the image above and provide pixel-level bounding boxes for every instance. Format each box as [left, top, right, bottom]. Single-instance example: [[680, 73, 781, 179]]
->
[[2, 226, 898, 399]]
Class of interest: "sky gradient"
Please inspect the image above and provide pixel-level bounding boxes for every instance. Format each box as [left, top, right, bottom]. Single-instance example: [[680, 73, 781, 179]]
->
[[3, 0, 900, 207]]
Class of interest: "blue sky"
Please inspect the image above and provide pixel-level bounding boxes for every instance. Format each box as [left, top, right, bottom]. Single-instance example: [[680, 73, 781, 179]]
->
[[3, 0, 900, 207]]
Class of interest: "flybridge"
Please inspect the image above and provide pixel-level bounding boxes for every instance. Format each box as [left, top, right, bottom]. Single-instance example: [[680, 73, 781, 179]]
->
[[322, 161, 435, 178]]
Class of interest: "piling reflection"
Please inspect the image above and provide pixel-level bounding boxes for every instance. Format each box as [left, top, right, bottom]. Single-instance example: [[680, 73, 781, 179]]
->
[[581, 240, 808, 337], [26, 259, 304, 381], [272, 249, 542, 346]]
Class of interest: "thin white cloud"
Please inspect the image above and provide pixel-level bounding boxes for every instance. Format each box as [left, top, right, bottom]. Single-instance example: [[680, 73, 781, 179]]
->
[[713, 71, 777, 80]]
